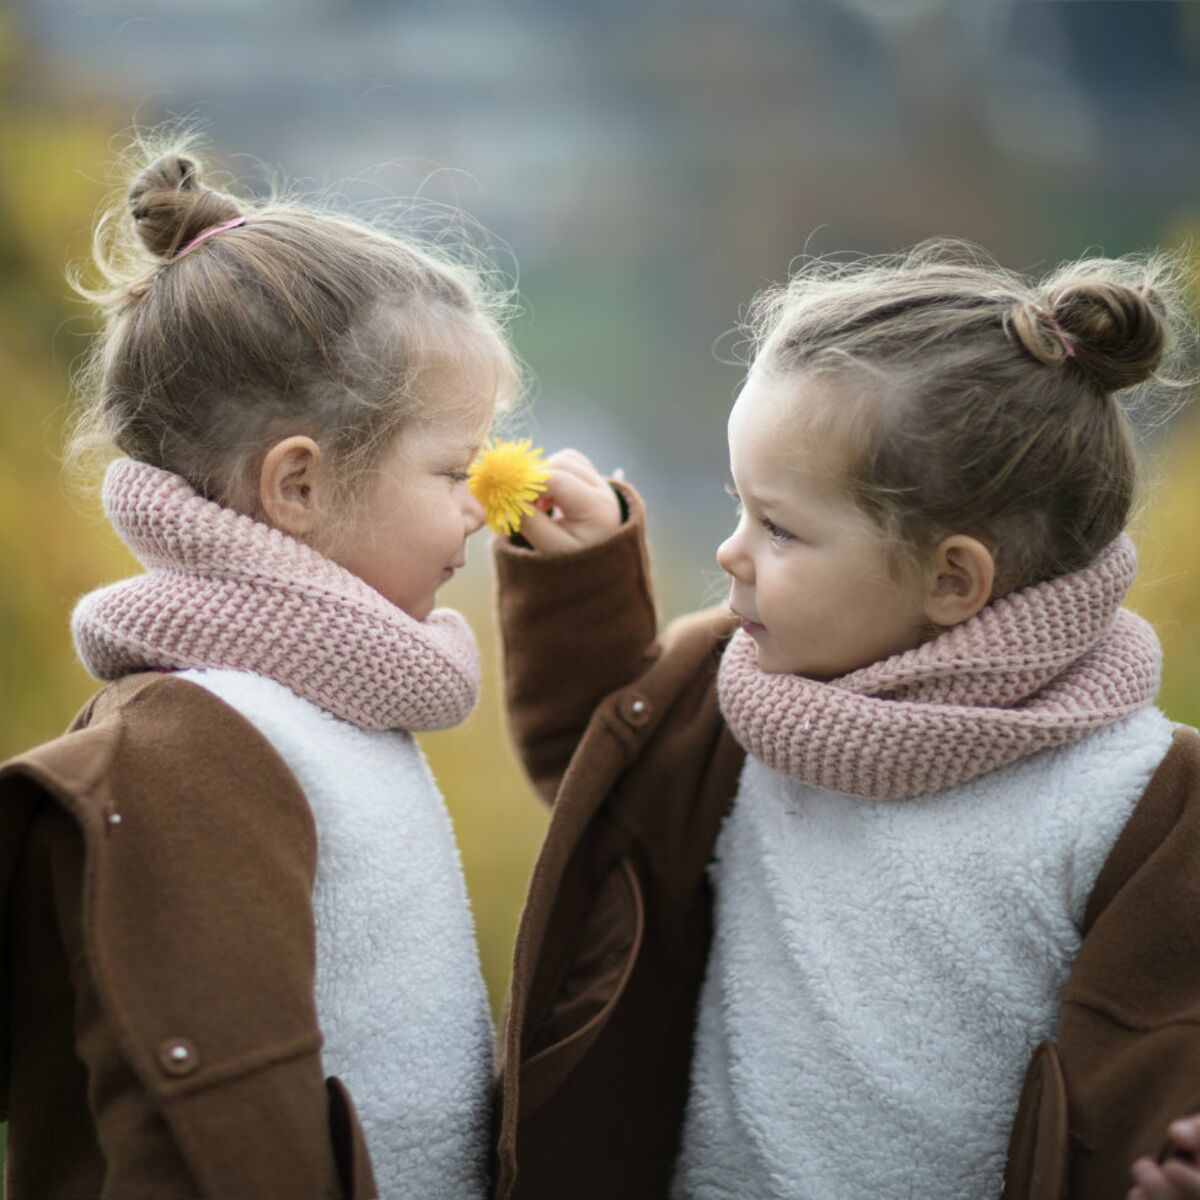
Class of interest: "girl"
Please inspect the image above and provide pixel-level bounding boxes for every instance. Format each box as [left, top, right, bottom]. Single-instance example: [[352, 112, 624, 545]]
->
[[489, 242, 1200, 1200], [0, 139, 516, 1198]]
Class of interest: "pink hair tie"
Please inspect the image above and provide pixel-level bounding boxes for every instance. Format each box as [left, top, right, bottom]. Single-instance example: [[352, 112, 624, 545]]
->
[[174, 216, 246, 259], [1044, 311, 1076, 359]]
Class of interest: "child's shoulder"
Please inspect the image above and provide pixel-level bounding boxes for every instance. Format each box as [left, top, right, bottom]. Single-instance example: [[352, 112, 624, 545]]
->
[[0, 671, 308, 841], [1082, 720, 1200, 926], [661, 605, 739, 664], [632, 606, 740, 708]]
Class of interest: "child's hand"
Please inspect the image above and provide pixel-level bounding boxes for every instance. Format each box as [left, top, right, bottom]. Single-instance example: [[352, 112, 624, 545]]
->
[[516, 449, 624, 553], [1129, 1117, 1200, 1199]]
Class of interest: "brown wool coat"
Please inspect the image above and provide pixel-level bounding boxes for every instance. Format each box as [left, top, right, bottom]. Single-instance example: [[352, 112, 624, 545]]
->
[[492, 488, 1200, 1200], [0, 672, 377, 1199]]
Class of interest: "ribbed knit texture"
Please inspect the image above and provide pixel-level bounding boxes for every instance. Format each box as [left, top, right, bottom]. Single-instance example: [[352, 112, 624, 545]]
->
[[717, 534, 1161, 799], [72, 458, 480, 731]]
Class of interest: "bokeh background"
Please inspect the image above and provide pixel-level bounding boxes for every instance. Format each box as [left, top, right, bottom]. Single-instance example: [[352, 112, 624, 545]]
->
[[4, 0, 1200, 1135]]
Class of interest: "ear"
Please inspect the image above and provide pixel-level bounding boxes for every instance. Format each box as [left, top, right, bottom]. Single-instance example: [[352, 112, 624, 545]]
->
[[259, 436, 323, 536], [923, 535, 995, 628]]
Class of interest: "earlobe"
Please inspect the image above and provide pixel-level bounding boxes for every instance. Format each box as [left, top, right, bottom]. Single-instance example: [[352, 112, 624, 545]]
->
[[924, 535, 995, 628], [259, 436, 322, 536]]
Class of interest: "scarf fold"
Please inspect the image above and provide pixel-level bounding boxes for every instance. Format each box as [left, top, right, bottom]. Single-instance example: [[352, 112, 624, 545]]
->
[[716, 535, 1162, 800], [72, 458, 480, 732]]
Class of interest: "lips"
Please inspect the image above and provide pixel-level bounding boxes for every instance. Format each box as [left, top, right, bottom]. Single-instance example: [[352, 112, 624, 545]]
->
[[731, 607, 764, 635]]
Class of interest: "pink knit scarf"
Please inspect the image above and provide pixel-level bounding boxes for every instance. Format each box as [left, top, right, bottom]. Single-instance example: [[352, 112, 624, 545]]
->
[[717, 535, 1161, 800], [72, 458, 480, 731]]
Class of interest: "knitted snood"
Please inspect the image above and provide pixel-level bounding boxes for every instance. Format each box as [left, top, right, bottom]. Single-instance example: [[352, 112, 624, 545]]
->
[[717, 535, 1162, 800], [72, 458, 480, 731]]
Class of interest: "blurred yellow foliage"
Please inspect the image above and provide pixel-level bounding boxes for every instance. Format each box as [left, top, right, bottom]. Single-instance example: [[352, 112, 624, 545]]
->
[[0, 94, 547, 1022], [1127, 411, 1200, 728]]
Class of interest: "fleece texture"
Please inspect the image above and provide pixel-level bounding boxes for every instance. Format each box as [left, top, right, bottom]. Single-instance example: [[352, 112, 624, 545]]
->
[[72, 458, 479, 731], [718, 534, 1161, 799], [672, 704, 1175, 1200], [177, 667, 493, 1200]]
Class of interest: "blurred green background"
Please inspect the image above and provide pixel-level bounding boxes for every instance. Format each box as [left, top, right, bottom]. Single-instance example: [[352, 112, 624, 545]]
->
[[5, 0, 1200, 1166]]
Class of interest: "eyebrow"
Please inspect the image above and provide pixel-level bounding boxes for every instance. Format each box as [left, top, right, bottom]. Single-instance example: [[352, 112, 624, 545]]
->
[[735, 483, 790, 512]]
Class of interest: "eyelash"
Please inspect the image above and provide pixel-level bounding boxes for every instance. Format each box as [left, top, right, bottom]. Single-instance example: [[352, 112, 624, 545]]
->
[[725, 483, 794, 543], [445, 469, 470, 483], [762, 518, 793, 543]]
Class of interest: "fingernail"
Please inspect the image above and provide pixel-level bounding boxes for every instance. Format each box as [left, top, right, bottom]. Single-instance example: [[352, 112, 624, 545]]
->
[[1171, 1118, 1200, 1143]]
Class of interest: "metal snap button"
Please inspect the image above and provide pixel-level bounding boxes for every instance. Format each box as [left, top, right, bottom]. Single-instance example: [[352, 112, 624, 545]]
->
[[159, 1038, 199, 1076]]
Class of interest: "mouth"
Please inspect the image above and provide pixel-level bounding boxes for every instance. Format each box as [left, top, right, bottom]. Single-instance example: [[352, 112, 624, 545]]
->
[[731, 607, 765, 635], [440, 555, 468, 584]]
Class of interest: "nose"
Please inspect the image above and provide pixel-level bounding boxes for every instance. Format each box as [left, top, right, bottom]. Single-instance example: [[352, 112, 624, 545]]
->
[[716, 522, 752, 582], [464, 489, 486, 536]]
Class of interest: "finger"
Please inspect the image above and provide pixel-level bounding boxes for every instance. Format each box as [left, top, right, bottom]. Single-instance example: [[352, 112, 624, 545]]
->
[[540, 468, 613, 524], [514, 504, 584, 554], [1172, 1119, 1200, 1153], [544, 447, 600, 472], [543, 449, 605, 486], [1130, 1158, 1179, 1200], [1162, 1161, 1200, 1198]]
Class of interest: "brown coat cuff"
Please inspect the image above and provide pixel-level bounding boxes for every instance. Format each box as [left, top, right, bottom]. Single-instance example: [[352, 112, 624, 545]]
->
[[493, 481, 659, 801]]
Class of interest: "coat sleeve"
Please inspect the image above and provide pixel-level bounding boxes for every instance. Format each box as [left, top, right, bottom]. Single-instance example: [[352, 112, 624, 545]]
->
[[1003, 725, 1200, 1200], [493, 482, 661, 802], [0, 674, 378, 1200]]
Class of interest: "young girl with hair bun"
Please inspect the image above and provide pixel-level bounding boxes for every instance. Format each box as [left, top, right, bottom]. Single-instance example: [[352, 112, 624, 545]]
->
[[490, 242, 1200, 1199], [0, 140, 517, 1198]]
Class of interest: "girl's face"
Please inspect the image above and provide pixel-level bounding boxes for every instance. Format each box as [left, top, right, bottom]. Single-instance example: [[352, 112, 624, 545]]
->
[[330, 378, 493, 622], [716, 370, 930, 679]]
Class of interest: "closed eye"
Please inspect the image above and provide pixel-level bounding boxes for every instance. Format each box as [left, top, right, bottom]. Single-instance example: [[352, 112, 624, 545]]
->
[[762, 517, 793, 543], [724, 482, 742, 511]]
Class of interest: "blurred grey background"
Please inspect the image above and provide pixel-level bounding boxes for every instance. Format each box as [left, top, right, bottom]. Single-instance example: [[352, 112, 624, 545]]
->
[[13, 0, 1200, 615]]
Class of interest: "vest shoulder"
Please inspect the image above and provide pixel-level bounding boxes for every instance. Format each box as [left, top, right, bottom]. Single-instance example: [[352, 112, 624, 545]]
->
[[1082, 721, 1200, 927], [0, 673, 306, 832], [660, 606, 738, 665]]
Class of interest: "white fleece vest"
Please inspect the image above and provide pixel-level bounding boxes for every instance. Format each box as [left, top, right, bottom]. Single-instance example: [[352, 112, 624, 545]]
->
[[177, 668, 493, 1200], [672, 705, 1175, 1200]]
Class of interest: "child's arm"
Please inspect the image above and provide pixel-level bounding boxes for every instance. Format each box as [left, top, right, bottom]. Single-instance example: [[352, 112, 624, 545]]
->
[[1011, 727, 1200, 1197], [0, 675, 375, 1197], [493, 449, 659, 801], [1129, 1117, 1200, 1199]]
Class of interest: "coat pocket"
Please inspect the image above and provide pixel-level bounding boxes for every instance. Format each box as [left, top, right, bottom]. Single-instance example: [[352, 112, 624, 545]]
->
[[519, 856, 645, 1118], [1002, 1041, 1068, 1200], [327, 1076, 379, 1199]]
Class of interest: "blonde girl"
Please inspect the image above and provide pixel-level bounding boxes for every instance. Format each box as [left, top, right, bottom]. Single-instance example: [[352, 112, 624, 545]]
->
[[489, 242, 1200, 1199], [0, 140, 515, 1198]]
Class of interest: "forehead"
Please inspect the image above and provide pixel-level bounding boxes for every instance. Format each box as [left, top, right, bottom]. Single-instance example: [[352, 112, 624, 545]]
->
[[728, 370, 852, 496], [399, 402, 492, 461]]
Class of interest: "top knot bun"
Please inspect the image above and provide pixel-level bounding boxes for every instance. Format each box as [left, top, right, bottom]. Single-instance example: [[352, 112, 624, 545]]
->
[[1045, 279, 1167, 392], [127, 154, 242, 260]]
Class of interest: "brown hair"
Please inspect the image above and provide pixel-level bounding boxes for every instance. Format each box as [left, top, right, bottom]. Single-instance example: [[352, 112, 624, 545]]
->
[[745, 239, 1194, 593], [68, 133, 520, 524]]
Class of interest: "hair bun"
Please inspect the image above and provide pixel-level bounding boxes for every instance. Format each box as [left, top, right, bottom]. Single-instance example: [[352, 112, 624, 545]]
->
[[1047, 279, 1167, 392], [127, 154, 241, 260]]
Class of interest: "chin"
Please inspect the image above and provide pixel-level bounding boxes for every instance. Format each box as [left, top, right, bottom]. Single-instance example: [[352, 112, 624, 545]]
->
[[751, 644, 797, 676], [396, 594, 436, 621], [752, 641, 833, 679]]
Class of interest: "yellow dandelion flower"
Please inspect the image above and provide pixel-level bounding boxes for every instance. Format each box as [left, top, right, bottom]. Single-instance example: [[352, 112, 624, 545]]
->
[[468, 438, 552, 536]]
